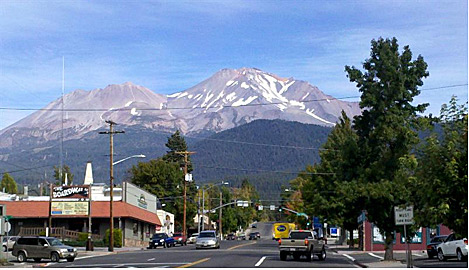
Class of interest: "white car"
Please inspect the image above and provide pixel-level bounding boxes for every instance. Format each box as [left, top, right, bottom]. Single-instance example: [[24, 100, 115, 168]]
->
[[3, 236, 18, 252], [187, 233, 199, 244], [195, 231, 220, 249], [436, 233, 468, 261]]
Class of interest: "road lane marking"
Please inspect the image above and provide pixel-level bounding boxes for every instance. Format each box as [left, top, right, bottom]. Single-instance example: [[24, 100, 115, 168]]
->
[[148, 258, 156, 261], [176, 258, 210, 268], [342, 254, 356, 261], [227, 242, 256, 250], [368, 252, 384, 260], [114, 264, 125, 267], [255, 256, 267, 267], [413, 253, 423, 257], [65, 262, 189, 267]]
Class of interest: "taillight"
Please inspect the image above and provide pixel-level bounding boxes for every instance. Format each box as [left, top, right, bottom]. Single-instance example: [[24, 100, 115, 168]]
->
[[427, 245, 432, 249], [305, 239, 309, 246], [464, 239, 468, 245], [278, 239, 282, 245]]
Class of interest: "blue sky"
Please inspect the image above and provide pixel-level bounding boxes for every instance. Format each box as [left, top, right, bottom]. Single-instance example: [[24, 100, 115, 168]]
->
[[0, 0, 467, 130]]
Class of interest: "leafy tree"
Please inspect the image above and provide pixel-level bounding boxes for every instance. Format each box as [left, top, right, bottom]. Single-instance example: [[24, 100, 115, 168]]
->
[[129, 159, 197, 231], [412, 96, 468, 237], [345, 37, 429, 260], [53, 165, 74, 185], [1, 173, 18, 194]]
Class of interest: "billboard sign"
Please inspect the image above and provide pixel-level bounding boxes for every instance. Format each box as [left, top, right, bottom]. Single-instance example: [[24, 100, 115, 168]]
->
[[52, 186, 89, 199], [123, 182, 156, 212], [51, 201, 89, 215]]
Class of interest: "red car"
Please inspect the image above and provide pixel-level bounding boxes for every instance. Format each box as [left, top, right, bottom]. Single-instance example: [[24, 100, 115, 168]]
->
[[172, 233, 187, 246]]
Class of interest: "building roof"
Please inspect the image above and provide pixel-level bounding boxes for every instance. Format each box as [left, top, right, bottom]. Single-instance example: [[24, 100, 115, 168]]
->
[[0, 201, 161, 226]]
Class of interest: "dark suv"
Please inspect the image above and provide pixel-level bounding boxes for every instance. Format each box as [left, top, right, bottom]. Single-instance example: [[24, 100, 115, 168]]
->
[[12, 236, 77, 262], [148, 233, 175, 249]]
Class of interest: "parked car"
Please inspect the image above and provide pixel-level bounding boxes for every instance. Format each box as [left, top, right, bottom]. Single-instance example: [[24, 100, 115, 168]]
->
[[3, 236, 18, 252], [196, 230, 220, 249], [426, 235, 448, 259], [226, 233, 236, 240], [148, 233, 175, 249], [237, 233, 246, 240], [251, 224, 257, 228], [187, 233, 199, 244], [12, 236, 77, 263], [173, 232, 187, 246], [249, 232, 258, 240], [436, 233, 468, 261]]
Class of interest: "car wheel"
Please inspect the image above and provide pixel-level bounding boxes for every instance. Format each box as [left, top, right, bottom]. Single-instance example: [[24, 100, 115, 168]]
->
[[51, 252, 60, 262], [163, 243, 166, 248], [437, 249, 446, 261], [34, 258, 42, 262], [280, 251, 287, 261], [318, 248, 326, 261], [17, 251, 26, 263], [67, 258, 75, 262], [457, 248, 466, 262]]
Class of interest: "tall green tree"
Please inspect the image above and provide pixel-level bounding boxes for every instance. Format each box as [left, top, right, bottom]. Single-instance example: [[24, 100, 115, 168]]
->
[[53, 165, 74, 185], [129, 158, 197, 231], [162, 130, 193, 172], [1, 173, 18, 194], [412, 96, 468, 237], [345, 37, 428, 260]]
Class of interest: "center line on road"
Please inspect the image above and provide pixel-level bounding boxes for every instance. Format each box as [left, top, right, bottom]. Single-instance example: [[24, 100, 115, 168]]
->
[[148, 258, 156, 261], [368, 252, 384, 260], [255, 256, 267, 267], [227, 242, 256, 250], [177, 257, 210, 268]]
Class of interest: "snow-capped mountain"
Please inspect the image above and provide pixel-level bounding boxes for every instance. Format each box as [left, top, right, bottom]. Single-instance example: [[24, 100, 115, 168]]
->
[[0, 68, 360, 148]]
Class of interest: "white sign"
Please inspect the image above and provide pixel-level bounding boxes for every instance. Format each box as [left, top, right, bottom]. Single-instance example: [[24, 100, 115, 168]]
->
[[5, 222, 11, 233], [394, 206, 414, 225], [270, 205, 276, 211], [258, 205, 263, 211], [185, 174, 193, 182]]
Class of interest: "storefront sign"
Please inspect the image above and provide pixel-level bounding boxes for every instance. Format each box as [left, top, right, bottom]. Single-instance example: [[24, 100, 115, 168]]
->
[[52, 186, 89, 199], [51, 201, 89, 215], [138, 194, 148, 209], [401, 227, 422, 243]]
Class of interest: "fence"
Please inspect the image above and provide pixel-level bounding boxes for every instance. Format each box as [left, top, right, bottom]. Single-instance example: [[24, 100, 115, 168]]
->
[[18, 227, 101, 240]]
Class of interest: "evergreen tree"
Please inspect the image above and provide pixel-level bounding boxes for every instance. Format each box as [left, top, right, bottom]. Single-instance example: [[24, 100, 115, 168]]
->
[[345, 37, 428, 260], [1, 173, 18, 194], [162, 130, 193, 172], [53, 165, 74, 185]]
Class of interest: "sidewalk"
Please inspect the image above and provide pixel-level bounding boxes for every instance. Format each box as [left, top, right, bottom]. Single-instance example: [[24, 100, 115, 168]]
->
[[328, 244, 423, 268]]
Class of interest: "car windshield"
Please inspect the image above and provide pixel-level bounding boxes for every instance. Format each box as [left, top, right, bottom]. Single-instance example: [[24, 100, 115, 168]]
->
[[48, 238, 64, 246], [249, 233, 256, 236], [199, 232, 216, 238], [290, 232, 312, 239], [152, 234, 166, 239], [432, 236, 447, 243]]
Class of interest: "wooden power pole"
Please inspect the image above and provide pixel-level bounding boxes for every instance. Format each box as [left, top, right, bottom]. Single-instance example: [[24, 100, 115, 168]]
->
[[175, 151, 195, 239], [99, 120, 124, 252]]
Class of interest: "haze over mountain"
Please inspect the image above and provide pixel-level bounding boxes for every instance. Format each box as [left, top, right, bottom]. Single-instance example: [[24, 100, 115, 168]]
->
[[0, 68, 360, 149]]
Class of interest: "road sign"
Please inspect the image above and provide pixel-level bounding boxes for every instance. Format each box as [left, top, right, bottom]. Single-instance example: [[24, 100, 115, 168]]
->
[[394, 206, 414, 225], [258, 205, 263, 211], [184, 174, 193, 182], [270, 205, 275, 211], [4, 221, 11, 233]]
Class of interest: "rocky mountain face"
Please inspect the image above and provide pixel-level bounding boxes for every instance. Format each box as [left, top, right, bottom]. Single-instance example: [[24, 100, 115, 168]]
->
[[0, 68, 361, 149]]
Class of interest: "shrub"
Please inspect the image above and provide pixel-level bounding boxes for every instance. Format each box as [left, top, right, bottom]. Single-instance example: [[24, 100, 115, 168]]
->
[[38, 231, 46, 236], [104, 228, 122, 248], [77, 232, 89, 242]]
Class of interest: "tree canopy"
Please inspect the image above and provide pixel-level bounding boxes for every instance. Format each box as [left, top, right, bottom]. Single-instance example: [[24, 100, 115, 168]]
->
[[1, 173, 18, 194]]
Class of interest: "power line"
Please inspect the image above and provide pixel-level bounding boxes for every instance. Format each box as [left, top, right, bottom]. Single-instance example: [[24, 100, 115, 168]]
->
[[0, 83, 466, 112], [192, 164, 335, 175]]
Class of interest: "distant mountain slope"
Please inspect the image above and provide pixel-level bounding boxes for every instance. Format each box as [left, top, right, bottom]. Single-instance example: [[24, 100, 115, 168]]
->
[[191, 119, 332, 182], [0, 67, 360, 149]]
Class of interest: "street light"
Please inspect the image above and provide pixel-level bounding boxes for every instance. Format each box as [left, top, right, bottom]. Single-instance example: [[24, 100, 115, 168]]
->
[[200, 182, 229, 235], [113, 154, 146, 166]]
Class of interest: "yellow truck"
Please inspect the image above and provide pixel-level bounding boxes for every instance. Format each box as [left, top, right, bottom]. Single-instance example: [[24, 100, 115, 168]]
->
[[272, 223, 296, 240]]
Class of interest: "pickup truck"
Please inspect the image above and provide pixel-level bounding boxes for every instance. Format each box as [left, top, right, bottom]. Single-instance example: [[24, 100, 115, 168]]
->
[[436, 233, 468, 261], [278, 230, 326, 261]]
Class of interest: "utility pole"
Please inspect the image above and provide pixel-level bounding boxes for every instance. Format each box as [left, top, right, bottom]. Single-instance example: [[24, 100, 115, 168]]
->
[[197, 190, 201, 234], [219, 191, 222, 240], [175, 151, 195, 239], [99, 120, 124, 252]]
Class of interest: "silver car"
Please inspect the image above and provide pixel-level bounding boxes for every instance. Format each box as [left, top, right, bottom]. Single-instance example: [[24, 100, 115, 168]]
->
[[195, 231, 220, 249], [12, 236, 77, 263], [3, 236, 18, 251]]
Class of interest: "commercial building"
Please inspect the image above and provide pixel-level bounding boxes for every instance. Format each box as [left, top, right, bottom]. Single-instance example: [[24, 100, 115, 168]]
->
[[0, 163, 167, 247]]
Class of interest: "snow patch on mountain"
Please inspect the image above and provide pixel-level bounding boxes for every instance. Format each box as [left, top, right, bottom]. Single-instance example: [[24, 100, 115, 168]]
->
[[232, 96, 258, 107]]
